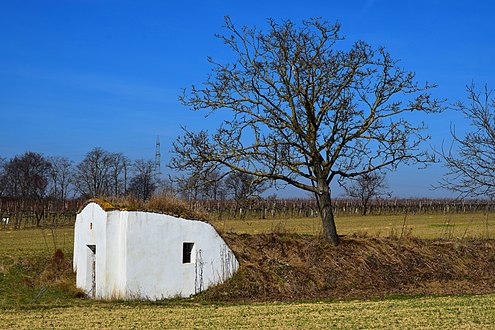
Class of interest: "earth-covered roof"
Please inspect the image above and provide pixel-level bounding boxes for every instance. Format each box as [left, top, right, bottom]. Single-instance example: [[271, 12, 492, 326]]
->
[[79, 198, 208, 222]]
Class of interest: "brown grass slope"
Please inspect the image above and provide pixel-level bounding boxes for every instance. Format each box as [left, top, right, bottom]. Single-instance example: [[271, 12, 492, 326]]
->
[[200, 233, 495, 302]]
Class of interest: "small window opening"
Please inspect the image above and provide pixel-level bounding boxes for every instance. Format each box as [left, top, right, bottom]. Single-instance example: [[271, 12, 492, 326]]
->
[[183, 242, 194, 263], [90, 222, 93, 230]]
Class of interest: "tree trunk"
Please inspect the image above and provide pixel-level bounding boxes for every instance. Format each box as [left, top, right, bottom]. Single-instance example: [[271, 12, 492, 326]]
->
[[316, 184, 339, 246]]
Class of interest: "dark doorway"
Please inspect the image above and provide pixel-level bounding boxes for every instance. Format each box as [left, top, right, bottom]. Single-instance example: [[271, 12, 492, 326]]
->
[[87, 244, 96, 298]]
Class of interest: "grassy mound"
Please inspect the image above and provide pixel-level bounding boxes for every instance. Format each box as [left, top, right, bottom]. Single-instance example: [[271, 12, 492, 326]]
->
[[199, 233, 495, 302], [82, 196, 208, 221]]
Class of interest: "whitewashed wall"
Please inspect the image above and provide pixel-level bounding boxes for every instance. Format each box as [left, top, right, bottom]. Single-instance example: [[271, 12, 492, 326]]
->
[[73, 202, 238, 300], [73, 203, 109, 298]]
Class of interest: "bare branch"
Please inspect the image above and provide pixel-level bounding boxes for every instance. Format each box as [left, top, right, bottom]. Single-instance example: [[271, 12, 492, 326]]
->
[[439, 83, 495, 199]]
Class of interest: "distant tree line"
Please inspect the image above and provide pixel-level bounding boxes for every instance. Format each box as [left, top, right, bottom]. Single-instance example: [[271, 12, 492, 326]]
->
[[0, 148, 161, 202], [0, 147, 271, 227], [0, 148, 271, 204], [0, 148, 162, 227], [0, 147, 494, 229]]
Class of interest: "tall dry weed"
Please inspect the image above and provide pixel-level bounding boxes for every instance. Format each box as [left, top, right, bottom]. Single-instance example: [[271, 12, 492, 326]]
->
[[199, 233, 495, 302]]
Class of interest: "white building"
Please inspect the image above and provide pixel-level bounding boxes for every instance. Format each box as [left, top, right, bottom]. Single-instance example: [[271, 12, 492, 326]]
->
[[73, 200, 238, 300]]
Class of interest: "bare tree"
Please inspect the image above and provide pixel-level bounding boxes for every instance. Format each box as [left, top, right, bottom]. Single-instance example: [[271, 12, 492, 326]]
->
[[175, 172, 204, 201], [128, 159, 157, 201], [171, 17, 442, 245], [440, 83, 495, 199], [121, 155, 131, 196], [2, 152, 52, 226], [342, 172, 390, 215], [154, 175, 177, 198], [73, 147, 113, 198], [0, 156, 6, 197], [3, 152, 52, 201], [49, 156, 74, 201], [202, 170, 228, 201], [224, 171, 268, 205], [108, 152, 129, 197]]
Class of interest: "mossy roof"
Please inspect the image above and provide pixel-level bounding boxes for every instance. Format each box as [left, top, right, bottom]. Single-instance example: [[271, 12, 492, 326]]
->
[[78, 198, 208, 223]]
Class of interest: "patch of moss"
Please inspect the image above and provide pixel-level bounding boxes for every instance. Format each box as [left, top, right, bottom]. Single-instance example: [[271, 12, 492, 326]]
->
[[78, 198, 119, 213]]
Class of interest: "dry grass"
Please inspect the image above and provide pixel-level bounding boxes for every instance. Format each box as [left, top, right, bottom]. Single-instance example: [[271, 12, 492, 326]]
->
[[201, 233, 495, 302], [1, 294, 494, 329], [98, 195, 209, 221]]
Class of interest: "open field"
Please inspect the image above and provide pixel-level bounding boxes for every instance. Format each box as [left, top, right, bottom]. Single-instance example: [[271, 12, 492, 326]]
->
[[0, 226, 74, 255], [210, 212, 495, 239], [1, 294, 495, 329], [1, 212, 495, 329], [1, 212, 494, 256]]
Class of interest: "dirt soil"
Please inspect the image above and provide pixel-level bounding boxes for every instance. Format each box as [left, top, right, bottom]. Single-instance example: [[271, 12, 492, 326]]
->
[[199, 233, 495, 302]]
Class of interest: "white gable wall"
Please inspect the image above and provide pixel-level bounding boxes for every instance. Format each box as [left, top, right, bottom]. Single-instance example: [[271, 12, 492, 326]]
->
[[73, 203, 109, 298]]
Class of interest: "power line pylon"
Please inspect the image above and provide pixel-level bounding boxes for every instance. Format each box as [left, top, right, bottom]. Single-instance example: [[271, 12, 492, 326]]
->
[[155, 135, 161, 181]]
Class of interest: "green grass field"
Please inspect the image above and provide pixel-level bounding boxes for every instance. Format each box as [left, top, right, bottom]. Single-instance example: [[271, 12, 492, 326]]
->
[[1, 212, 495, 329]]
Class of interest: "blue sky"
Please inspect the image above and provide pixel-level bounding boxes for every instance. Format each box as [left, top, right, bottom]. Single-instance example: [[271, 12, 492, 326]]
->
[[1, 0, 494, 198]]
